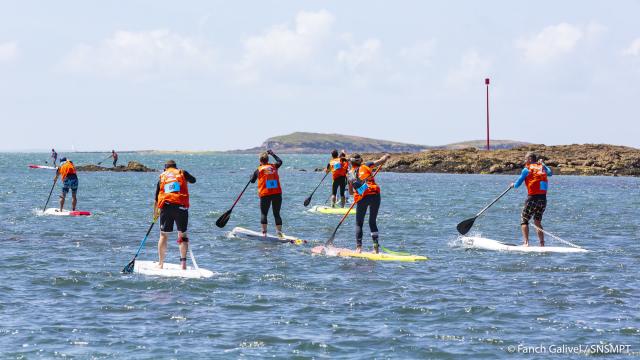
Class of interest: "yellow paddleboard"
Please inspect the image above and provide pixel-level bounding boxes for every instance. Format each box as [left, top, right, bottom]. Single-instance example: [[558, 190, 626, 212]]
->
[[308, 205, 354, 215], [311, 246, 427, 262]]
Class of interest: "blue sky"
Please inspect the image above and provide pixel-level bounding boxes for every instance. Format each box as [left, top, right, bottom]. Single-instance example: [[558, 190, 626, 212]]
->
[[1, 1, 639, 151]]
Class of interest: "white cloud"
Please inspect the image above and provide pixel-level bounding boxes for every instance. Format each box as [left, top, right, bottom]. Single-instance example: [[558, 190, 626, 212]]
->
[[400, 40, 436, 67], [445, 50, 491, 91], [64, 30, 215, 76], [516, 23, 583, 64], [623, 38, 640, 57], [337, 38, 381, 71], [0, 42, 18, 63], [236, 10, 335, 83]]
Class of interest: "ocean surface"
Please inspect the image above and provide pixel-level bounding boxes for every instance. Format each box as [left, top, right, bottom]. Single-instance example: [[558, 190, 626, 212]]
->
[[1, 153, 638, 359]]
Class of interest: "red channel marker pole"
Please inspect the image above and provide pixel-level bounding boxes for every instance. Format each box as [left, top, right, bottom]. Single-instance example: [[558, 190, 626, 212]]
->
[[485, 78, 490, 151]]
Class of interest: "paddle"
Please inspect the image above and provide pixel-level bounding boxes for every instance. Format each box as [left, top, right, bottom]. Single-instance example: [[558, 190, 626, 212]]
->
[[325, 163, 384, 246], [42, 176, 59, 212], [97, 155, 111, 165], [216, 179, 252, 228], [303, 171, 329, 207], [122, 216, 158, 273], [456, 184, 513, 235]]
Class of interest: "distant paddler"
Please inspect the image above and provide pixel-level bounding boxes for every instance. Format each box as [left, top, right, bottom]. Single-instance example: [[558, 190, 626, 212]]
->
[[50, 148, 58, 166], [250, 150, 285, 237], [511, 151, 552, 247], [347, 153, 391, 253], [154, 160, 196, 270], [111, 150, 119, 167], [54, 157, 78, 211], [326, 149, 350, 208]]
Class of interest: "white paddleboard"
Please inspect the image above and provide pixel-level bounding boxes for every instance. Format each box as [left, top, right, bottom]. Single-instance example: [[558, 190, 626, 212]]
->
[[28, 164, 56, 170], [228, 226, 307, 245], [43, 208, 92, 216], [461, 236, 589, 253], [133, 260, 214, 279]]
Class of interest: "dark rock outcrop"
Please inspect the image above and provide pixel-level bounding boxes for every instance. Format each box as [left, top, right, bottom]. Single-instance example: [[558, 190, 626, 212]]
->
[[362, 144, 640, 177], [76, 161, 156, 172]]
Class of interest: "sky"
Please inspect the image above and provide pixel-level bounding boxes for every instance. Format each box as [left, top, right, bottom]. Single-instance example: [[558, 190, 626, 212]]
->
[[1, 0, 639, 151]]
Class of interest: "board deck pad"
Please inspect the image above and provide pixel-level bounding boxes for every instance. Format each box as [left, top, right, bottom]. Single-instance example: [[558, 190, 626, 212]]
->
[[44, 208, 91, 216], [311, 245, 428, 262], [133, 260, 214, 278], [308, 205, 354, 215], [228, 226, 307, 245], [461, 236, 589, 253]]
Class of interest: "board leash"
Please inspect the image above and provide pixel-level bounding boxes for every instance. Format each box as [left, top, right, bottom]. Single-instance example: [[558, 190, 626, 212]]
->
[[530, 224, 583, 249]]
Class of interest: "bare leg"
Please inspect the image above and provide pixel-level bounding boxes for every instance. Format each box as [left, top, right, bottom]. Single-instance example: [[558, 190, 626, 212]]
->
[[340, 196, 346, 208], [331, 195, 336, 207], [276, 224, 283, 237], [534, 220, 545, 246], [521, 224, 530, 246], [59, 194, 66, 212], [71, 192, 77, 211], [158, 232, 168, 268], [178, 232, 188, 270]]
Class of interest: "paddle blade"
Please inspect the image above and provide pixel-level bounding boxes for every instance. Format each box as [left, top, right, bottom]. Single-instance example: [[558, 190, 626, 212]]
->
[[303, 196, 312, 207], [215, 210, 232, 228], [456, 217, 476, 235], [122, 259, 135, 274]]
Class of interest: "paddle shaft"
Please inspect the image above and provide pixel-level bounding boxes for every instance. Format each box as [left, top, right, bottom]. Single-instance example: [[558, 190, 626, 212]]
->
[[307, 172, 329, 200], [474, 185, 513, 218], [97, 155, 111, 164], [132, 218, 158, 259], [326, 164, 384, 245], [229, 180, 251, 211], [43, 176, 58, 211]]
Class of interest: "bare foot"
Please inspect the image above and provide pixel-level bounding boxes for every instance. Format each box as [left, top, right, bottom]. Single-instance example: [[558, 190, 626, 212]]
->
[[523, 242, 529, 247], [157, 262, 163, 269], [355, 246, 362, 253]]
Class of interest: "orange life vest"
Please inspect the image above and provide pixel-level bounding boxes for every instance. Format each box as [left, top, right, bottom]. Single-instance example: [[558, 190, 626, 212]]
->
[[351, 164, 380, 202], [58, 161, 76, 180], [157, 168, 190, 208], [257, 164, 282, 197], [329, 157, 348, 179], [524, 163, 548, 196]]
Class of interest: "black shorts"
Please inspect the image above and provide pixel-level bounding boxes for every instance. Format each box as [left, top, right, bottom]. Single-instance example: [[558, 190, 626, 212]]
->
[[332, 176, 347, 197], [160, 203, 189, 233], [521, 195, 547, 225]]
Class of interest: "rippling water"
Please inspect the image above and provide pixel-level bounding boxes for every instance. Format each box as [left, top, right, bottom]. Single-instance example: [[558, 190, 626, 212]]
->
[[1, 153, 638, 359]]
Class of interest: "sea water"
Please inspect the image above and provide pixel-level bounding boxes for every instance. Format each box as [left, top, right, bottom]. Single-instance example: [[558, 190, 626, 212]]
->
[[1, 153, 638, 358]]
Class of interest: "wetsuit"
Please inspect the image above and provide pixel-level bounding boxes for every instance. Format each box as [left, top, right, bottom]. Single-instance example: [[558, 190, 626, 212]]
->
[[349, 161, 381, 248], [326, 157, 349, 203], [155, 169, 196, 233], [251, 154, 283, 226]]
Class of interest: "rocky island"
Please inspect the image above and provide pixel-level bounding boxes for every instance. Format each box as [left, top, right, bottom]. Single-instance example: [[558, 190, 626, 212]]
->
[[362, 144, 640, 176], [76, 161, 156, 172]]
